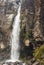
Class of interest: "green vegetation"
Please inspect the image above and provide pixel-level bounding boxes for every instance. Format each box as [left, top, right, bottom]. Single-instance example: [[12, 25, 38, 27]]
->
[[34, 44, 44, 64]]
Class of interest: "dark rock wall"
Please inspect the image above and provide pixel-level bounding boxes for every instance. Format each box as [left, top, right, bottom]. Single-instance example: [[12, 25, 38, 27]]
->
[[22, 0, 34, 11], [20, 0, 44, 60], [20, 0, 35, 59], [40, 0, 44, 36]]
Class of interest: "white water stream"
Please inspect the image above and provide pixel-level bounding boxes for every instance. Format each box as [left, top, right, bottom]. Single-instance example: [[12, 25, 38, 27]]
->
[[11, 5, 21, 61], [6, 4, 21, 62], [5, 3, 25, 65]]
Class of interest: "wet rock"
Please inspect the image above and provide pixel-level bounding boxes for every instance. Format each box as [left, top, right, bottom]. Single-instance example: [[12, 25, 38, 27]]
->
[[3, 63, 8, 65], [26, 62, 32, 65], [31, 58, 35, 63], [33, 61, 40, 65], [0, 62, 24, 65]]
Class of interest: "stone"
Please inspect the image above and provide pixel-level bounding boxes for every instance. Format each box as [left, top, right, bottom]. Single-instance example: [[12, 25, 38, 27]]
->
[[0, 42, 5, 49], [0, 62, 25, 65], [33, 62, 40, 65], [24, 39, 30, 46]]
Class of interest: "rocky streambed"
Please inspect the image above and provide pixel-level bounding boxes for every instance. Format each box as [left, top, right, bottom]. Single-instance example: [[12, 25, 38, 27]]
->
[[0, 61, 41, 65]]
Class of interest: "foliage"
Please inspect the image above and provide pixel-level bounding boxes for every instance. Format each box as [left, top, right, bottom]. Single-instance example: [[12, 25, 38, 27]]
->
[[34, 44, 44, 63]]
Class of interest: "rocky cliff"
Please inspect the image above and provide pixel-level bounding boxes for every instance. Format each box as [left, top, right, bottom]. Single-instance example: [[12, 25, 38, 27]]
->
[[40, 0, 44, 36], [0, 0, 20, 61], [20, 0, 44, 64], [0, 0, 44, 64], [20, 0, 35, 59]]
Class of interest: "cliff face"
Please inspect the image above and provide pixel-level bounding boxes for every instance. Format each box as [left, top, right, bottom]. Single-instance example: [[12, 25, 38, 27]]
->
[[20, 0, 35, 59], [0, 0, 19, 61], [20, 0, 44, 61], [21, 0, 35, 36], [22, 0, 34, 11], [0, 0, 44, 63], [40, 0, 44, 36], [0, 14, 15, 61], [33, 0, 44, 41]]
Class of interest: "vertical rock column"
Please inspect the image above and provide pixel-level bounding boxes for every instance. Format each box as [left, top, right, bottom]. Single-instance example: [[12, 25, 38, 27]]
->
[[40, 0, 44, 37], [33, 0, 43, 41]]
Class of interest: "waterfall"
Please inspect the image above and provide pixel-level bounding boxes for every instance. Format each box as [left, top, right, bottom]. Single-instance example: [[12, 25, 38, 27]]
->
[[5, 4, 26, 65], [6, 4, 21, 62], [11, 4, 21, 61]]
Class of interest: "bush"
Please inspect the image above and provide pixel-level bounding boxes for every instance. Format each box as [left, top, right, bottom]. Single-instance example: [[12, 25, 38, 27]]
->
[[34, 44, 44, 63]]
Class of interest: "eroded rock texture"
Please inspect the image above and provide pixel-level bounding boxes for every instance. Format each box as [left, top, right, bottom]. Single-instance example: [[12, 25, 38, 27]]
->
[[20, 0, 35, 59], [0, 14, 15, 61], [0, 0, 44, 63], [40, 0, 44, 36], [33, 0, 44, 41], [20, 0, 44, 61], [0, 0, 18, 61]]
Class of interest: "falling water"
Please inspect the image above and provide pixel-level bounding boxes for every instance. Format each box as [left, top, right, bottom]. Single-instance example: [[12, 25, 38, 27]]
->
[[6, 4, 21, 62], [11, 5, 21, 61], [5, 4, 25, 65]]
